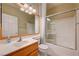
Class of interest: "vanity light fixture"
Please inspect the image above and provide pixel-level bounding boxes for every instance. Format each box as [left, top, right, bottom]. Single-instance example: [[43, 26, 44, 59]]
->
[[18, 3, 37, 15]]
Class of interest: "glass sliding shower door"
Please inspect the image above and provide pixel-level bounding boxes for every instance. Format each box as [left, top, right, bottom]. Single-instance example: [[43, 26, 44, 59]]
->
[[46, 10, 76, 50]]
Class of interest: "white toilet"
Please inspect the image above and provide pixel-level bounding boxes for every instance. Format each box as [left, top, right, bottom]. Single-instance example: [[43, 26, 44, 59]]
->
[[32, 37, 48, 55], [39, 44, 48, 56]]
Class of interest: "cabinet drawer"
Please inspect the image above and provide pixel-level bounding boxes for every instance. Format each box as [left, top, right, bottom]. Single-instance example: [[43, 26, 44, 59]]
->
[[7, 42, 38, 56], [28, 50, 38, 56]]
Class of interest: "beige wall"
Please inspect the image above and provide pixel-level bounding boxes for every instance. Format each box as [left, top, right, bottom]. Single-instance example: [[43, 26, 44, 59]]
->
[[47, 3, 79, 15], [2, 3, 35, 34]]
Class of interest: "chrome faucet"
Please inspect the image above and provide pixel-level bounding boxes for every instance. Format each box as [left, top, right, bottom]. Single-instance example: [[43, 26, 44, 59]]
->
[[7, 36, 11, 43], [18, 35, 22, 42]]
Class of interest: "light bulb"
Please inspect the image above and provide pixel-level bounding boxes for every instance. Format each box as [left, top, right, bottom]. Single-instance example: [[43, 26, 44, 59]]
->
[[24, 4, 29, 8], [33, 9, 36, 12], [20, 8, 24, 11], [29, 6, 33, 10], [32, 9, 36, 13], [25, 10, 29, 13], [28, 12, 32, 15], [47, 18, 51, 21]]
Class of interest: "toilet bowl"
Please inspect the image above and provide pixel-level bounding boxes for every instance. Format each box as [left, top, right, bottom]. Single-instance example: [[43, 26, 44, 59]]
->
[[39, 44, 48, 55], [39, 44, 48, 49]]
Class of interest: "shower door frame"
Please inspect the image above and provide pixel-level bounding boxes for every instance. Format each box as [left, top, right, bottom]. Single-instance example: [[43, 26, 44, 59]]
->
[[46, 8, 79, 50]]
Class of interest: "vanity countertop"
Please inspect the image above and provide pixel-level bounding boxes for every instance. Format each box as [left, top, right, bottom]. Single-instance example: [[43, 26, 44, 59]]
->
[[0, 35, 39, 56]]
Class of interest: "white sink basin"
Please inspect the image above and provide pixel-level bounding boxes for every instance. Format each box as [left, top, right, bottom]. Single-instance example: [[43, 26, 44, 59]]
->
[[13, 41, 28, 47], [0, 45, 7, 50]]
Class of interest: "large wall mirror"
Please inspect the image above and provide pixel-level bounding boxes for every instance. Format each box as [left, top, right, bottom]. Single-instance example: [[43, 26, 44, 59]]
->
[[2, 3, 36, 38]]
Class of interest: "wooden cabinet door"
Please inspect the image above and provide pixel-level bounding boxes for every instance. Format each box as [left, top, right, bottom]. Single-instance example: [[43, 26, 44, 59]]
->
[[28, 50, 38, 56], [7, 42, 38, 56]]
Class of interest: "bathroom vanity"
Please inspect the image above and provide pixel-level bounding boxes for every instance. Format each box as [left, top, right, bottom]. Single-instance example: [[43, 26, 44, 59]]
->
[[6, 42, 38, 56], [0, 36, 39, 56]]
